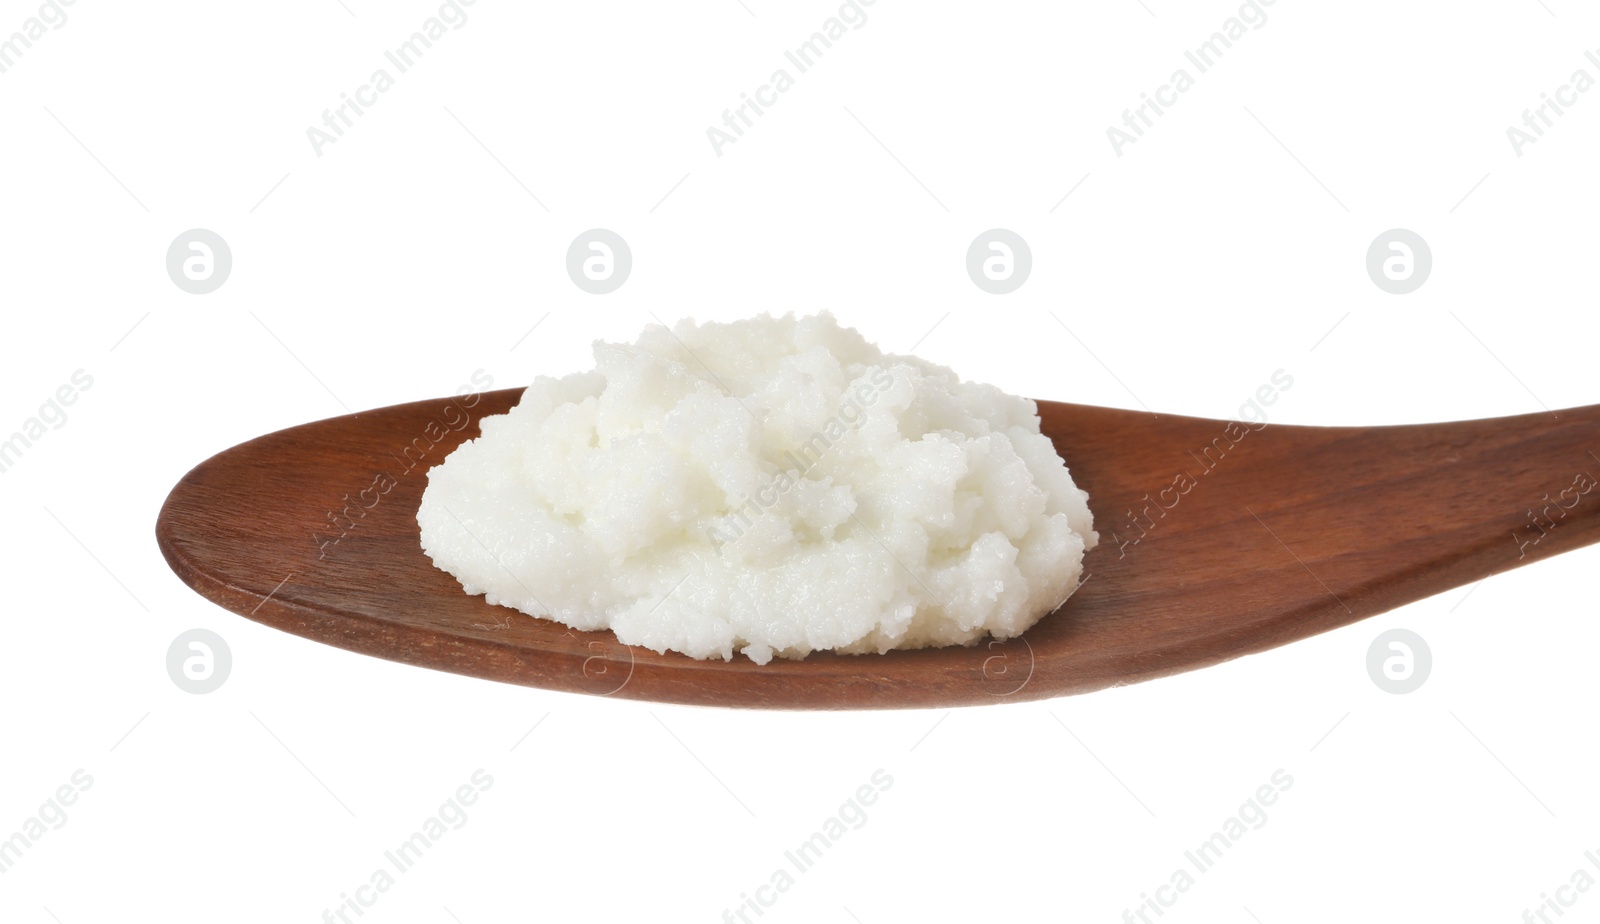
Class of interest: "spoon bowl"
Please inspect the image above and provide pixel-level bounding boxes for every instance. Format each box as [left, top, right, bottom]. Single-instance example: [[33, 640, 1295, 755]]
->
[[155, 388, 1600, 709]]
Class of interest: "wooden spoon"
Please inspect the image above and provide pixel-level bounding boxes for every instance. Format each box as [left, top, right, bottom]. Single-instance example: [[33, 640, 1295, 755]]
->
[[155, 389, 1600, 709]]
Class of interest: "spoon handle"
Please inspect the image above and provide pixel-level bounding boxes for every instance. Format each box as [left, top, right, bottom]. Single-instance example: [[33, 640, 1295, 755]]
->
[[1336, 403, 1600, 585]]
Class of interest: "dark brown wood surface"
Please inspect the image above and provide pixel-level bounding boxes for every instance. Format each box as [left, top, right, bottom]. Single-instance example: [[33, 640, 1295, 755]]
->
[[155, 389, 1600, 709]]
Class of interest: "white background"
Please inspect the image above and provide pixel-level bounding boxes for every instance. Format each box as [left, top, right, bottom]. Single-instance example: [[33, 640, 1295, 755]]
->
[[3, 1, 1598, 922]]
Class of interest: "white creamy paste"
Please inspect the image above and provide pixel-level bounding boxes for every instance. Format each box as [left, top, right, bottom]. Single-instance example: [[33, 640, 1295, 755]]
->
[[417, 312, 1097, 663]]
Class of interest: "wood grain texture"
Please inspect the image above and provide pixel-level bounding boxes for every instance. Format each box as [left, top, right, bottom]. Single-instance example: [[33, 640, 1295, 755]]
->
[[155, 389, 1600, 709]]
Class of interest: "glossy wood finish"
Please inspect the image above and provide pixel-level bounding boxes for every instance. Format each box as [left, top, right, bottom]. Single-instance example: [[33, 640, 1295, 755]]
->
[[156, 389, 1600, 709]]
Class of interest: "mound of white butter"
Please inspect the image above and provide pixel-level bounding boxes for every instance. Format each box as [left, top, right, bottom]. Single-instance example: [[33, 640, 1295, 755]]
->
[[418, 312, 1096, 663]]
